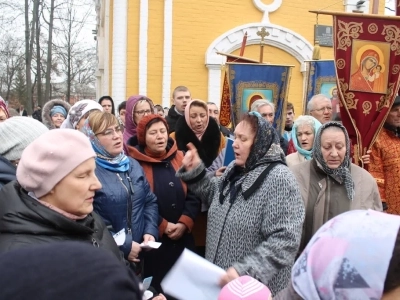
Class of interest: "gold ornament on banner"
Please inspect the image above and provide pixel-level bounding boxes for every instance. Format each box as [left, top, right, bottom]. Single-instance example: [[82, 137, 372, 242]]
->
[[336, 20, 363, 51], [362, 101, 372, 115], [377, 83, 394, 111], [382, 25, 400, 56], [336, 58, 346, 69], [339, 78, 358, 109], [392, 64, 400, 75], [368, 23, 378, 34]]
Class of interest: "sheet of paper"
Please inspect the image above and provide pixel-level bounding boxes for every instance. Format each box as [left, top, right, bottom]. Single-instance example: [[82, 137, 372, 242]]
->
[[140, 241, 162, 249], [161, 249, 225, 300], [112, 229, 126, 246]]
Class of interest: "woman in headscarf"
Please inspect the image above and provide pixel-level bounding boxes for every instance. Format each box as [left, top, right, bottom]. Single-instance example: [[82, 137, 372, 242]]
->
[[286, 115, 321, 167], [290, 122, 382, 252], [275, 209, 400, 299], [123, 95, 154, 152], [61, 99, 103, 130], [127, 114, 200, 294], [170, 99, 226, 256], [42, 99, 71, 129], [81, 111, 158, 273], [0, 129, 123, 261], [349, 49, 379, 92], [176, 112, 305, 296], [0, 97, 10, 122], [98, 95, 115, 115]]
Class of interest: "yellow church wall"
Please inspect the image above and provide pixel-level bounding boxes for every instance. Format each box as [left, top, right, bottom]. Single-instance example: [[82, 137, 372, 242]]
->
[[126, 1, 140, 98], [231, 45, 303, 115]]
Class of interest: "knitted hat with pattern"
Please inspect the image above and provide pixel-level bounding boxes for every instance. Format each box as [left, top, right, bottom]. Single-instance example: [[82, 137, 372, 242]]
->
[[0, 116, 48, 161], [136, 114, 169, 146], [218, 276, 272, 300]]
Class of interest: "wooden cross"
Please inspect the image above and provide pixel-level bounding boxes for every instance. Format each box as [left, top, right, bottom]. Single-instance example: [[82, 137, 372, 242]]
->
[[257, 27, 269, 63]]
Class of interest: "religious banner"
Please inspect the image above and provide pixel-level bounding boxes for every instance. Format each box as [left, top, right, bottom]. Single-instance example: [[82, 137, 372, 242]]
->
[[304, 60, 338, 118], [333, 13, 400, 165], [227, 63, 292, 133], [219, 72, 231, 127]]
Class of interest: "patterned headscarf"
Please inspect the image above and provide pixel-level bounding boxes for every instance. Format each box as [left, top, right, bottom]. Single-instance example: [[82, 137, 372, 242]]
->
[[81, 118, 129, 173], [123, 95, 154, 148], [60, 100, 103, 129], [0, 97, 10, 119], [292, 209, 400, 299], [243, 111, 285, 172], [184, 99, 209, 141], [291, 115, 322, 160], [313, 122, 354, 201]]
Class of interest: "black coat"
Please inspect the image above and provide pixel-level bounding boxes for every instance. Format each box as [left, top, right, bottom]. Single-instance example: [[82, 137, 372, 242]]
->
[[165, 105, 181, 133], [174, 116, 221, 168], [0, 181, 123, 261], [0, 156, 16, 190]]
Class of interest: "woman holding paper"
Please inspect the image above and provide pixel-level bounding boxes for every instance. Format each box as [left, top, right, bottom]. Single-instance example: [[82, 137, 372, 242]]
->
[[81, 111, 158, 269], [176, 112, 305, 296], [127, 114, 200, 295]]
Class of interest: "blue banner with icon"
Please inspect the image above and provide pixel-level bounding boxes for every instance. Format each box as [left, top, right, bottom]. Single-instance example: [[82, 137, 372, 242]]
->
[[304, 60, 337, 113], [227, 63, 292, 134]]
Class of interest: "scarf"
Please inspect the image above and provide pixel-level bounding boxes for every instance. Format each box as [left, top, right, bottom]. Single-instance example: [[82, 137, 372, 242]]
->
[[184, 99, 209, 141], [313, 122, 354, 201], [81, 119, 130, 172], [291, 116, 322, 160], [292, 209, 400, 299], [123, 95, 154, 149]]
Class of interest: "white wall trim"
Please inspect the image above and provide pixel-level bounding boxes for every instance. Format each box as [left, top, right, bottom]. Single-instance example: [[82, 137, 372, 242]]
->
[[162, 0, 173, 108], [252, 0, 282, 23], [139, 0, 149, 95], [103, 0, 110, 96], [343, 0, 370, 13], [205, 23, 313, 105], [112, 0, 127, 107]]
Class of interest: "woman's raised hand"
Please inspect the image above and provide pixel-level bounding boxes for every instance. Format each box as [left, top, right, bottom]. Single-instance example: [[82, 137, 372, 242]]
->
[[182, 143, 201, 171]]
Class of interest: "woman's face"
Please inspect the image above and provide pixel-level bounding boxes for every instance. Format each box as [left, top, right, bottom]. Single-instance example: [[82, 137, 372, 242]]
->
[[96, 123, 123, 157], [320, 129, 346, 169], [189, 105, 207, 133], [0, 108, 7, 122], [51, 113, 65, 128], [42, 158, 102, 216], [100, 99, 112, 113], [145, 121, 168, 154], [233, 121, 256, 167], [133, 101, 152, 124], [383, 287, 400, 300], [296, 124, 314, 151]]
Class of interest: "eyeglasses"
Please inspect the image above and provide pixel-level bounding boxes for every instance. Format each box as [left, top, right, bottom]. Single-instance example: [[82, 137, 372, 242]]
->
[[134, 109, 152, 116], [96, 125, 122, 138], [312, 106, 333, 113]]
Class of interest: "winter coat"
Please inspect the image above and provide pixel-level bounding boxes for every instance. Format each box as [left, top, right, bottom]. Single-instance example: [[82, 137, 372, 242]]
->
[[165, 105, 181, 134], [42, 99, 71, 129], [0, 181, 123, 261], [127, 137, 200, 293], [285, 152, 307, 168], [176, 162, 305, 296], [93, 157, 159, 258], [0, 155, 16, 190], [170, 116, 225, 168], [290, 159, 382, 251]]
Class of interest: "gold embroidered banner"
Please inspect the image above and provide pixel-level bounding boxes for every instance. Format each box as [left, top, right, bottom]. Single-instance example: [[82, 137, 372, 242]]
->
[[333, 13, 400, 165]]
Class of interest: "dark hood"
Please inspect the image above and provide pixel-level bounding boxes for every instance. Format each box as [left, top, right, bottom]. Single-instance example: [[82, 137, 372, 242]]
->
[[0, 156, 16, 189]]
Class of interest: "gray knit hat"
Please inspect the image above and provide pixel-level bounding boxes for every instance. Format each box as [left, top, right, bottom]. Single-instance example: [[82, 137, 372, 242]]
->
[[0, 116, 49, 161]]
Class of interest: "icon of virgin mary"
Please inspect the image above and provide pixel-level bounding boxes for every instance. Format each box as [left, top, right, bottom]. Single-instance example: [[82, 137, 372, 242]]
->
[[349, 49, 380, 93]]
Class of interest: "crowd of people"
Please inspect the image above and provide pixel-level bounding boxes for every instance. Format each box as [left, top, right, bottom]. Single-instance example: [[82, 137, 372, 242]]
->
[[0, 88, 399, 300]]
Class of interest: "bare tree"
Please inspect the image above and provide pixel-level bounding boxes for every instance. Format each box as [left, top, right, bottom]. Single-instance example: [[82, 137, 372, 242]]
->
[[43, 0, 55, 104]]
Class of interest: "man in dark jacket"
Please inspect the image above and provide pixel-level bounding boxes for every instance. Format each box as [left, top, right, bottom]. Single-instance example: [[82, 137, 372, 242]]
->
[[207, 101, 232, 137], [32, 106, 42, 122], [166, 86, 191, 133]]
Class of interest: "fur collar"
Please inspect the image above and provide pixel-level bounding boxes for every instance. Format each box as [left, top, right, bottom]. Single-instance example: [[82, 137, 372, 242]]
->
[[175, 116, 221, 167], [42, 99, 71, 129]]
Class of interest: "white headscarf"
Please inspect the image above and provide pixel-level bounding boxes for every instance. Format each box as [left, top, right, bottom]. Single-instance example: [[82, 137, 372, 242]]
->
[[60, 99, 103, 129]]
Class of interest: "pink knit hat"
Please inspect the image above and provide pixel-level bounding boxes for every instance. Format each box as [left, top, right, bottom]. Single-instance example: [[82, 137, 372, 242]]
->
[[218, 276, 272, 300], [17, 129, 96, 198]]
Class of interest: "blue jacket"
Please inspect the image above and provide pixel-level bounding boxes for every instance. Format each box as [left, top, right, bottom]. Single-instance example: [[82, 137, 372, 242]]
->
[[0, 156, 16, 191], [94, 157, 158, 258]]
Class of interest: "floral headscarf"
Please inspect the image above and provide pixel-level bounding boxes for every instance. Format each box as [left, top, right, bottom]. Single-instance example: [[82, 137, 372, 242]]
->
[[0, 97, 10, 119], [292, 209, 400, 299], [60, 100, 103, 129], [313, 122, 354, 201]]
